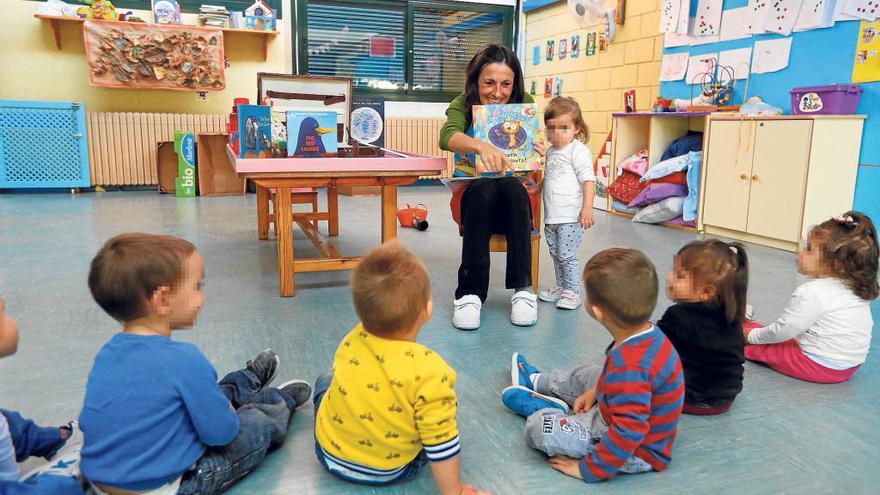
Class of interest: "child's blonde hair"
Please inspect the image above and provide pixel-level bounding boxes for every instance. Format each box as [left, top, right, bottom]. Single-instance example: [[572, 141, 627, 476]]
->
[[675, 240, 749, 324], [350, 240, 431, 336], [544, 96, 590, 144], [809, 211, 879, 300]]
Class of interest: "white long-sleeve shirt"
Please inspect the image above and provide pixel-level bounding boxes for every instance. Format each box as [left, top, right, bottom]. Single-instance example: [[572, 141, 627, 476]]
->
[[747, 278, 874, 368], [542, 140, 595, 225]]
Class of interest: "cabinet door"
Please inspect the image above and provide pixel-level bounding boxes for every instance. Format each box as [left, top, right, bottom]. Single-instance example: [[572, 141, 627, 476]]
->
[[746, 120, 812, 242], [701, 120, 755, 232]]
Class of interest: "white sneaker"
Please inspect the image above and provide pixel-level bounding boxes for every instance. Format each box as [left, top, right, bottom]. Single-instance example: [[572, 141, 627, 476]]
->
[[453, 295, 482, 330], [510, 291, 538, 326], [538, 286, 564, 302], [20, 422, 83, 482], [556, 290, 582, 310]]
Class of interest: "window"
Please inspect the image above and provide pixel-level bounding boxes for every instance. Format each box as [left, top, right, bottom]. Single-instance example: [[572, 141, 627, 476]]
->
[[297, 1, 514, 102]]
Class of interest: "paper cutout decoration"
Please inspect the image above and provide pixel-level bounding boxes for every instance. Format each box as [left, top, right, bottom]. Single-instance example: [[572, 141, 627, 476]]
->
[[752, 37, 793, 73], [598, 33, 608, 51], [586, 32, 597, 55], [677, 0, 691, 34], [664, 31, 692, 48], [530, 80, 537, 95], [718, 47, 753, 82], [747, 0, 772, 33], [660, 0, 683, 33], [720, 7, 753, 41], [835, 0, 861, 20], [559, 38, 568, 59], [843, 0, 880, 21], [546, 40, 555, 61], [660, 52, 690, 81], [544, 78, 553, 98], [853, 19, 880, 82], [764, 0, 806, 35], [553, 77, 563, 97], [686, 53, 718, 84], [571, 35, 580, 57], [795, 0, 835, 31], [695, 0, 723, 35], [533, 45, 540, 65], [690, 16, 721, 45]]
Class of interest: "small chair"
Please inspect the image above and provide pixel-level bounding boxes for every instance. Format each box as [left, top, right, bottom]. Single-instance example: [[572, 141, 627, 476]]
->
[[268, 188, 319, 235], [450, 173, 542, 293]]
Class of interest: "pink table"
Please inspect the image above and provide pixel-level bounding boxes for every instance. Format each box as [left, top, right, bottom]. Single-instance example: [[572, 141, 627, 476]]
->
[[229, 146, 447, 296]]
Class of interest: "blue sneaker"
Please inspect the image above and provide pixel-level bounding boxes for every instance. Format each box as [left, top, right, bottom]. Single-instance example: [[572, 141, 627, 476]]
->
[[511, 352, 541, 389], [501, 385, 569, 418]]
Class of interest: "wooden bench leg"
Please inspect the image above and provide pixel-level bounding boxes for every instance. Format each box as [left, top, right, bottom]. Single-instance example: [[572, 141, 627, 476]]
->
[[256, 185, 269, 240]]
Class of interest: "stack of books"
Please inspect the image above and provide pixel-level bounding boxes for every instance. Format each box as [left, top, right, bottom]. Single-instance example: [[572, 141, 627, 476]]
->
[[198, 5, 231, 28]]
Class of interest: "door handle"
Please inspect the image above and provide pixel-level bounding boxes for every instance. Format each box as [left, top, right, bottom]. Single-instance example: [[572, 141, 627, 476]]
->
[[751, 175, 759, 182], [740, 174, 748, 180]]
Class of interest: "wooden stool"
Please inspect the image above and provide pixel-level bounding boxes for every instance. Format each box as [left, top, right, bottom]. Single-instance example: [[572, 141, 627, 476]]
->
[[268, 188, 318, 235]]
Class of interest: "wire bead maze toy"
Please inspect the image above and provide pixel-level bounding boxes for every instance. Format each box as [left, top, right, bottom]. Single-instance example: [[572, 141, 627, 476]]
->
[[690, 57, 736, 106]]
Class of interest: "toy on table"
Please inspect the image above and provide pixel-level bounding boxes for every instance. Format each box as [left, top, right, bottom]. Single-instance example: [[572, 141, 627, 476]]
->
[[689, 58, 735, 109], [245, 1, 276, 31], [653, 97, 674, 112], [86, 0, 118, 20], [397, 203, 429, 231]]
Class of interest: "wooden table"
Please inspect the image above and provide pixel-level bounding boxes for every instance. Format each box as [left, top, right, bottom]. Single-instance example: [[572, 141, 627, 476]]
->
[[229, 146, 447, 296]]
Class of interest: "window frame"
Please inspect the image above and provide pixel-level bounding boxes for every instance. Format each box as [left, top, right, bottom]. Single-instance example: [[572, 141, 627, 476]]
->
[[295, 0, 514, 103]]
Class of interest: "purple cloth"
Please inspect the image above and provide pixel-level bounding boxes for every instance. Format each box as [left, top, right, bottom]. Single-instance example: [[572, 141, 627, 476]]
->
[[627, 183, 688, 208], [664, 217, 696, 227]]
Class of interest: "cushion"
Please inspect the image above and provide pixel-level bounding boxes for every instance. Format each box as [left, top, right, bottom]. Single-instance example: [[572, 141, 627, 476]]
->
[[618, 149, 648, 177], [664, 216, 696, 227], [683, 151, 702, 222], [612, 200, 640, 215], [606, 171, 648, 204], [660, 132, 703, 162], [641, 151, 701, 182], [627, 183, 688, 208], [649, 171, 687, 185], [632, 196, 685, 224]]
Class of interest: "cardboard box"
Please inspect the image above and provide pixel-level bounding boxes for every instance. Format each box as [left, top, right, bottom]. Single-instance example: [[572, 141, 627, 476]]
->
[[156, 141, 178, 194], [197, 134, 245, 195]]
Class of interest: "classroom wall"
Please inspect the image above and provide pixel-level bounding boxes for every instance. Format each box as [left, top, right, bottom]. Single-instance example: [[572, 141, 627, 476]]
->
[[660, 0, 879, 221], [524, 0, 662, 157]]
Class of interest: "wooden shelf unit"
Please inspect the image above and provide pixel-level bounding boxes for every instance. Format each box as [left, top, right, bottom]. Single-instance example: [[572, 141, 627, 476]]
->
[[34, 15, 278, 60]]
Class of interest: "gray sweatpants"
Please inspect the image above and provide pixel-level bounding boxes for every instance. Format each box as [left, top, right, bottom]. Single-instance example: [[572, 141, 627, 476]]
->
[[523, 365, 653, 474]]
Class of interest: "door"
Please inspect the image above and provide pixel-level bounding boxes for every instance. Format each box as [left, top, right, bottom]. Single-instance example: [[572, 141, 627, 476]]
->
[[746, 120, 812, 242], [701, 120, 755, 232]]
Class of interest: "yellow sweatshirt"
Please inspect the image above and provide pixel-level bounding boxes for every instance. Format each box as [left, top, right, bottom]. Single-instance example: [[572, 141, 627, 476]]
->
[[315, 324, 460, 471]]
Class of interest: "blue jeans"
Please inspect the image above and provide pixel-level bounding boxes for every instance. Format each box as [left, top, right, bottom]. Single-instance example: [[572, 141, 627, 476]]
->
[[176, 370, 295, 495], [0, 410, 83, 495], [312, 372, 427, 485]]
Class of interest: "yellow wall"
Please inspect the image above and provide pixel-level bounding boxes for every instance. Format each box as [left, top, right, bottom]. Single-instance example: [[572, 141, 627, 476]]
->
[[0, 0, 293, 114], [525, 0, 662, 157]]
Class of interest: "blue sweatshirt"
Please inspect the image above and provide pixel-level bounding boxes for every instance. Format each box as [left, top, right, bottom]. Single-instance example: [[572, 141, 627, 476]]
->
[[79, 334, 239, 490]]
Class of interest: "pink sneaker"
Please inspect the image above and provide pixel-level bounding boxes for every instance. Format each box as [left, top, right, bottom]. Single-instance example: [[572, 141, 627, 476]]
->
[[556, 290, 581, 310]]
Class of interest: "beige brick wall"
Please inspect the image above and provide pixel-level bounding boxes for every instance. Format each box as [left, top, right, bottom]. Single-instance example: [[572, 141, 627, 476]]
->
[[525, 1, 662, 157]]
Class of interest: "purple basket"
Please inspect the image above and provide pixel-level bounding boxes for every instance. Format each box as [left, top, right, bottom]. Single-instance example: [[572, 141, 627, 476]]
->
[[790, 84, 862, 115]]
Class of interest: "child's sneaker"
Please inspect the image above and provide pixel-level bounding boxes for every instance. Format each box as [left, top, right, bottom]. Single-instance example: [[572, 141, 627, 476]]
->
[[21, 422, 84, 482], [510, 291, 538, 326], [279, 379, 312, 410], [555, 290, 582, 310], [511, 352, 541, 389], [538, 286, 564, 302], [453, 295, 481, 330], [247, 348, 280, 389], [501, 385, 569, 418]]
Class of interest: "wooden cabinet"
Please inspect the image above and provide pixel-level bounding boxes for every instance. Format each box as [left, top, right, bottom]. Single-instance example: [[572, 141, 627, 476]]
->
[[700, 116, 865, 251]]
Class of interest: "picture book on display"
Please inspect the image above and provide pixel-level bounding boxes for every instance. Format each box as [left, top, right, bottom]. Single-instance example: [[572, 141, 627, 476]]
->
[[350, 96, 385, 149], [286, 111, 338, 157], [237, 104, 271, 158], [451, 103, 542, 179]]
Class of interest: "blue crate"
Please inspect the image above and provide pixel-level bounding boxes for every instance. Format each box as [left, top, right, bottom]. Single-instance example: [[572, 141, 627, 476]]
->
[[0, 100, 90, 189]]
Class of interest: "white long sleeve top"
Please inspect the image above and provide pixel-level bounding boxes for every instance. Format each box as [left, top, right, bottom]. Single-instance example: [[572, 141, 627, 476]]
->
[[747, 278, 873, 368], [542, 140, 595, 225]]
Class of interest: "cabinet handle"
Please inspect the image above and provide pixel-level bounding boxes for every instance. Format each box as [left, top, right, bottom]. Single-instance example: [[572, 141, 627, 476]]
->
[[752, 175, 759, 182], [740, 174, 748, 180], [759, 122, 764, 127]]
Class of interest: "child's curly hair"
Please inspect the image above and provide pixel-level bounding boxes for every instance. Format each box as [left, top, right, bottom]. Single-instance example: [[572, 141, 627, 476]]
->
[[810, 211, 879, 301]]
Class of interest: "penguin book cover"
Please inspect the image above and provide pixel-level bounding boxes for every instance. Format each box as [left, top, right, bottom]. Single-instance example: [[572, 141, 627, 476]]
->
[[286, 111, 338, 158]]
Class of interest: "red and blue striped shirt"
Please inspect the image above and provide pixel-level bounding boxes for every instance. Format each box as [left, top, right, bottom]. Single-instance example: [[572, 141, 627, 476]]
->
[[579, 326, 685, 483]]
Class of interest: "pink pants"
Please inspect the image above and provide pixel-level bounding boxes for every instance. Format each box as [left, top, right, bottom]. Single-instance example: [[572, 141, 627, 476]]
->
[[744, 339, 859, 384]]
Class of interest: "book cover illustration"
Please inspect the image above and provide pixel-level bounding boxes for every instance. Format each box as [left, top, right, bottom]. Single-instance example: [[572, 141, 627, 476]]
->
[[571, 35, 580, 57], [452, 104, 541, 177], [350, 96, 385, 148], [558, 38, 567, 59], [237, 104, 271, 158], [286, 111, 338, 157], [546, 40, 554, 61]]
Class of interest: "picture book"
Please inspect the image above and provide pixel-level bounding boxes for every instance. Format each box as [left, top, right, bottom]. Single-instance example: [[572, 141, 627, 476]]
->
[[452, 103, 541, 177], [152, 0, 181, 24], [286, 110, 338, 157], [350, 96, 385, 148], [237, 104, 271, 158]]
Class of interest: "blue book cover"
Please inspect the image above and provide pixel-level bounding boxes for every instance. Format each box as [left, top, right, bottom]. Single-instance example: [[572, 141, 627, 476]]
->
[[286, 111, 338, 157], [237, 104, 271, 158], [453, 103, 541, 177]]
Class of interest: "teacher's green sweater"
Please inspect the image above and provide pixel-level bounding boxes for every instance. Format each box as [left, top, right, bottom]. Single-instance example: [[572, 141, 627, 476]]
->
[[438, 92, 536, 152]]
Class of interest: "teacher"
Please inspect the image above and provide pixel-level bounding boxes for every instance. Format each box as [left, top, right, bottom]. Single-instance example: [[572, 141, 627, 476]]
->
[[439, 44, 542, 331]]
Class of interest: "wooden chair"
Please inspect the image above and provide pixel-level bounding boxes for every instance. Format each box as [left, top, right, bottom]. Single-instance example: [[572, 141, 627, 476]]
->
[[268, 188, 319, 235], [488, 182, 541, 294]]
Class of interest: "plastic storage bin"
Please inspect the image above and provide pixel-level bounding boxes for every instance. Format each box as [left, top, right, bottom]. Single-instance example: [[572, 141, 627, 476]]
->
[[790, 85, 862, 115]]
